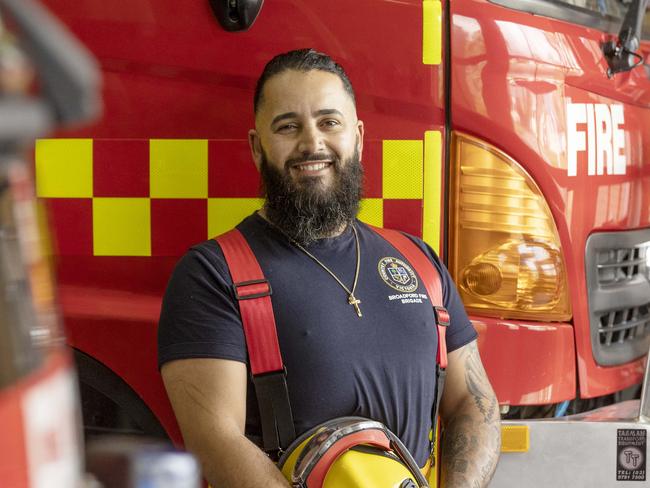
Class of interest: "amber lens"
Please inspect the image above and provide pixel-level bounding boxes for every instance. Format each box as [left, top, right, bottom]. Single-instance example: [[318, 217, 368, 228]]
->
[[449, 133, 571, 321]]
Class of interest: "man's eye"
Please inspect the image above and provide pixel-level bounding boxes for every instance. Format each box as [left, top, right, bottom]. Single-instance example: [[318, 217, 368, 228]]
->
[[321, 119, 340, 128], [276, 123, 298, 132]]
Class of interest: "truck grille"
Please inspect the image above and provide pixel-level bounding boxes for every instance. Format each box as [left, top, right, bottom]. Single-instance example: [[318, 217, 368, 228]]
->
[[586, 229, 650, 366], [597, 245, 648, 285], [598, 304, 650, 346]]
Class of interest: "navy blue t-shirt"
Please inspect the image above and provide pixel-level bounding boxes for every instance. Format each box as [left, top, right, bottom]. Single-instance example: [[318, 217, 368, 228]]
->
[[158, 213, 477, 466]]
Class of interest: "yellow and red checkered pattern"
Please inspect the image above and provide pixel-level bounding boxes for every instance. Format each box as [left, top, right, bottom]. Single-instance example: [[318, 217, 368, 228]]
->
[[35, 133, 441, 257]]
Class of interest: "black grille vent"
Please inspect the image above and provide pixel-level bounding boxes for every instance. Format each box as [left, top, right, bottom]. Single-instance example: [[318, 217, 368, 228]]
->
[[598, 303, 650, 346], [597, 244, 648, 285]]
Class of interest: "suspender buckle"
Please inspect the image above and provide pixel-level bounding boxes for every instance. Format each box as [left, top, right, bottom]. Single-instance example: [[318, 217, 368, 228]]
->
[[433, 306, 450, 327], [234, 278, 272, 300]]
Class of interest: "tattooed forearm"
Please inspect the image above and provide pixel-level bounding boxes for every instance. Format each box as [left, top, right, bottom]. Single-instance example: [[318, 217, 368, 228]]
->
[[441, 414, 500, 487], [465, 342, 498, 423], [440, 342, 501, 488]]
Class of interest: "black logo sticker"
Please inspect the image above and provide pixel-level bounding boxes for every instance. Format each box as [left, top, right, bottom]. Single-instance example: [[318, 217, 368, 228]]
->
[[617, 429, 647, 481]]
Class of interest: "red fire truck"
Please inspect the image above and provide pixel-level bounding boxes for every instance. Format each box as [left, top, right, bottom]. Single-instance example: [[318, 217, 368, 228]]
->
[[37, 0, 649, 462]]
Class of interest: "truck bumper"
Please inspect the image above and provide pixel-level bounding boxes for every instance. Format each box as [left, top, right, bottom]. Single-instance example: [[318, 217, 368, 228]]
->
[[473, 316, 576, 405]]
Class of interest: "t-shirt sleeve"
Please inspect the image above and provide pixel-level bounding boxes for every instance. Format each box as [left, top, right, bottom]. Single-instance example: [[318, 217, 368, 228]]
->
[[157, 241, 247, 369], [405, 236, 478, 352]]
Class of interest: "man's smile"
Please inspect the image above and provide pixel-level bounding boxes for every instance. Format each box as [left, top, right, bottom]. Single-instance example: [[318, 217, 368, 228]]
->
[[290, 160, 334, 176]]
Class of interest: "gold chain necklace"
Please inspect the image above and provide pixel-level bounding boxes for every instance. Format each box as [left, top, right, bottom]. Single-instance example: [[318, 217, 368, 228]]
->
[[268, 219, 363, 318]]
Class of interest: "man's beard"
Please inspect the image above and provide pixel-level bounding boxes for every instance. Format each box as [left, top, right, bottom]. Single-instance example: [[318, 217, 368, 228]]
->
[[260, 148, 363, 246]]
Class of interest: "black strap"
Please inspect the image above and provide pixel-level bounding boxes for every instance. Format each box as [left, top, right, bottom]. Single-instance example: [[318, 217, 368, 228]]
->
[[429, 365, 446, 466], [252, 370, 296, 459], [429, 309, 449, 466]]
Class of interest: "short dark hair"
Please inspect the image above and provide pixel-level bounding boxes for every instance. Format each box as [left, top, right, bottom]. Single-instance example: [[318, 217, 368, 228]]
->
[[254, 48, 356, 114]]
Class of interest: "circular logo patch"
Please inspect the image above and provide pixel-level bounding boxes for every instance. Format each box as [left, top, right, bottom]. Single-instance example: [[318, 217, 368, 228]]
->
[[378, 257, 418, 292]]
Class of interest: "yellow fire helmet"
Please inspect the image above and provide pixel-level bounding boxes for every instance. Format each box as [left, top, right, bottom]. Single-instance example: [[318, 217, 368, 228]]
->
[[278, 417, 430, 488]]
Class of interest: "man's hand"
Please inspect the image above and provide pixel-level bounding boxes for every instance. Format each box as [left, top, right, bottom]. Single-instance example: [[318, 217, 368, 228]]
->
[[439, 340, 501, 487], [161, 358, 290, 488]]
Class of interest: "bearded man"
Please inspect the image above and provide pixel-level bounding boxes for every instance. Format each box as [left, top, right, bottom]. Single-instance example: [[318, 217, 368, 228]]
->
[[158, 49, 501, 488]]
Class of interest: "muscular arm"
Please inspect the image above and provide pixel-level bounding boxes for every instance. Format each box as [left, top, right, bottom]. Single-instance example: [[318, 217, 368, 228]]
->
[[161, 358, 290, 488], [439, 340, 501, 487]]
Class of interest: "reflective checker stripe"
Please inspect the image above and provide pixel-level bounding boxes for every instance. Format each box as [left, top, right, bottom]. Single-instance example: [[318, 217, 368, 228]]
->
[[35, 134, 443, 256]]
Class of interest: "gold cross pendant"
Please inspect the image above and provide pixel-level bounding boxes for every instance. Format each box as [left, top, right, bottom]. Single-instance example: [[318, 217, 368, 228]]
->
[[348, 294, 362, 318]]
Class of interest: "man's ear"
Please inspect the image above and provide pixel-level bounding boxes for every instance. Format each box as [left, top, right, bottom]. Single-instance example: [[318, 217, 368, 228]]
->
[[248, 129, 263, 172], [356, 120, 365, 158]]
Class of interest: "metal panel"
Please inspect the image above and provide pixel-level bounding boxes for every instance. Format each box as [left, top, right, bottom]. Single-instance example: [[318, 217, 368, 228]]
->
[[586, 229, 650, 366], [493, 413, 649, 487]]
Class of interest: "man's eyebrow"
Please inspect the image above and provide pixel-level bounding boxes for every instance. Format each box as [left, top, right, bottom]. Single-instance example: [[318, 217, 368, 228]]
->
[[271, 112, 298, 126], [270, 109, 344, 127], [313, 109, 343, 117]]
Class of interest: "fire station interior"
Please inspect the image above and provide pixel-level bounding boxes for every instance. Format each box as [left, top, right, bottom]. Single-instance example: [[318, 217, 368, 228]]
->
[[1, 0, 650, 487]]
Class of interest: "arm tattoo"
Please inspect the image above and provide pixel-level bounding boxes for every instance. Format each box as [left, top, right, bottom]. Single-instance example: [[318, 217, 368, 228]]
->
[[441, 342, 501, 487], [464, 341, 498, 423]]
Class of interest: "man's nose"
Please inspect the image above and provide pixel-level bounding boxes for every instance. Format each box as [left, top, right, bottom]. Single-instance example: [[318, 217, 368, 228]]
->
[[297, 123, 324, 154]]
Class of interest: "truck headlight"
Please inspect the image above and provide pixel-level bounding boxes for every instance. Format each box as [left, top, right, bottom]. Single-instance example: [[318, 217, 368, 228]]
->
[[449, 133, 572, 321]]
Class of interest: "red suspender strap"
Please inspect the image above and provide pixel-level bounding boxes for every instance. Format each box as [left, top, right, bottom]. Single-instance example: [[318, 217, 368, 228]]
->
[[216, 228, 283, 375], [370, 226, 448, 368], [215, 228, 295, 456], [371, 225, 450, 475]]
